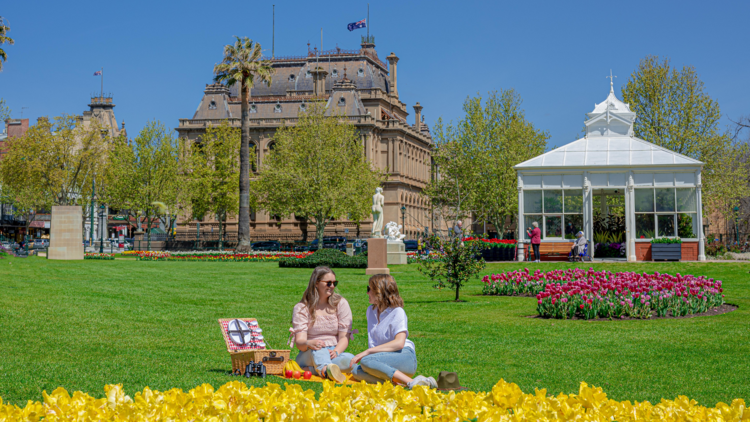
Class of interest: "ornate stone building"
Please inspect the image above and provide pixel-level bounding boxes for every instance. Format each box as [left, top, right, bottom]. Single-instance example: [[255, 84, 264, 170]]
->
[[177, 37, 433, 241]]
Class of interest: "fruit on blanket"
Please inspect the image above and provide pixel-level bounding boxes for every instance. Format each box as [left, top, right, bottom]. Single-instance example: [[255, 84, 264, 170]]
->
[[303, 371, 312, 380], [285, 370, 293, 378], [293, 371, 301, 379]]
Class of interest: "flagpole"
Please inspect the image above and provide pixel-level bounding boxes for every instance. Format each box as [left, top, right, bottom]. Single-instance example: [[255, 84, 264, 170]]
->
[[100, 67, 104, 99], [367, 3, 369, 38], [272, 5, 275, 59]]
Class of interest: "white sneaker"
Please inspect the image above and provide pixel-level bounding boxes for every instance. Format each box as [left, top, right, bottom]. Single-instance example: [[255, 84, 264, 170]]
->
[[407, 375, 430, 389]]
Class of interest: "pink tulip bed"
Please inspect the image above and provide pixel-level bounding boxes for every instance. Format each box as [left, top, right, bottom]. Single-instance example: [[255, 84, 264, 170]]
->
[[482, 268, 725, 320]]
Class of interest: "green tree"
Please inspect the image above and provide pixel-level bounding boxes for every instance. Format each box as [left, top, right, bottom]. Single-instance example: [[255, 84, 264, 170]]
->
[[104, 121, 181, 249], [0, 115, 108, 207], [621, 55, 738, 218], [183, 122, 246, 249], [254, 102, 386, 244], [0, 17, 13, 72], [425, 90, 547, 237], [417, 234, 487, 301], [0, 98, 10, 122], [213, 37, 274, 252]]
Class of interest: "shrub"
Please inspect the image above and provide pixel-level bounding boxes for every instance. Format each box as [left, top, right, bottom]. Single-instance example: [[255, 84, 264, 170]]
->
[[706, 241, 727, 256], [651, 237, 682, 244], [278, 248, 367, 268], [418, 234, 487, 301]]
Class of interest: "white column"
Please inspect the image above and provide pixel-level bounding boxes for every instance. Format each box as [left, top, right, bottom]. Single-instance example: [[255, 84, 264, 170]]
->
[[583, 173, 593, 259], [696, 170, 706, 261], [627, 172, 637, 262], [517, 174, 525, 261]]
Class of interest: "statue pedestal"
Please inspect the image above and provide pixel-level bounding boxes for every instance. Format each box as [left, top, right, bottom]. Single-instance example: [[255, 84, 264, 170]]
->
[[366, 238, 390, 275], [387, 240, 407, 265], [48, 206, 84, 260]]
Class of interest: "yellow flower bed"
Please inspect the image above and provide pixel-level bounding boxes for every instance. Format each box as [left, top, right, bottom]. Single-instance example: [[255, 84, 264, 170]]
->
[[0, 380, 746, 421]]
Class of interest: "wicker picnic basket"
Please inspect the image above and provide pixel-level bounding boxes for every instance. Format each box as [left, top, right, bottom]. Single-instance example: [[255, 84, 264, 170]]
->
[[218, 318, 290, 375]]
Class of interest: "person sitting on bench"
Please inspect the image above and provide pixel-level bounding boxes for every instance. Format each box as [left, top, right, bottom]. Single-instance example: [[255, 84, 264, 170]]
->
[[569, 231, 587, 260]]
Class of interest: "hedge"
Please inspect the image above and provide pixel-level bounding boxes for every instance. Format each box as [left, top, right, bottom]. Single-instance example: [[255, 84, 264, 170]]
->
[[279, 248, 367, 268]]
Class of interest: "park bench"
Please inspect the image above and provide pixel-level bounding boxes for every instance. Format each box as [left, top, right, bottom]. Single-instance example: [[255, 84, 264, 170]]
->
[[525, 242, 574, 261]]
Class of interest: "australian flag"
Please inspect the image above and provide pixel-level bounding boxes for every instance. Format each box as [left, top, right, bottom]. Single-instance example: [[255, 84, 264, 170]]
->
[[347, 19, 366, 32], [93, 70, 102, 76]]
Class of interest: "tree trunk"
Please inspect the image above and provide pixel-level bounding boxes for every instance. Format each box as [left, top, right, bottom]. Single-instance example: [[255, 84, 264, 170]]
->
[[315, 218, 327, 249], [455, 284, 460, 301], [236, 82, 252, 252]]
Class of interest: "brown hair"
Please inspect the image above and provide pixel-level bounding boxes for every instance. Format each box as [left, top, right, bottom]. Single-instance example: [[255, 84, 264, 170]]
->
[[300, 266, 341, 324], [368, 274, 404, 316]]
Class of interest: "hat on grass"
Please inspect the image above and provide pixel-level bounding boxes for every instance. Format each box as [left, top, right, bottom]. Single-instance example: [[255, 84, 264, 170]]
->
[[436, 371, 466, 391]]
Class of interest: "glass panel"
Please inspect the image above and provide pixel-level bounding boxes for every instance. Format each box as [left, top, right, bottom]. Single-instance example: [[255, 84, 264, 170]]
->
[[524, 215, 543, 239], [545, 215, 562, 238], [564, 214, 583, 239], [657, 214, 676, 237], [634, 189, 654, 212], [563, 190, 583, 214], [524, 191, 542, 214], [635, 214, 655, 239], [678, 213, 697, 238], [676, 188, 696, 212], [655, 188, 675, 212], [543, 190, 563, 213]]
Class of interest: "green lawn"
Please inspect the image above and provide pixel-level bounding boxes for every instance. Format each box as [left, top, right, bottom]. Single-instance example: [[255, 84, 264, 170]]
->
[[0, 256, 748, 407]]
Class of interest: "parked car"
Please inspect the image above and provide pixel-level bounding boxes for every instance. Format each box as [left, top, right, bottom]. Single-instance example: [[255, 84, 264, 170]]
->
[[251, 241, 281, 251], [33, 238, 50, 249], [404, 240, 418, 251], [322, 236, 347, 251]]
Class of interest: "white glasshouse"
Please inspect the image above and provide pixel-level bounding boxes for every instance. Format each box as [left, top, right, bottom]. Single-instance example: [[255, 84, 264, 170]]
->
[[514, 82, 705, 261]]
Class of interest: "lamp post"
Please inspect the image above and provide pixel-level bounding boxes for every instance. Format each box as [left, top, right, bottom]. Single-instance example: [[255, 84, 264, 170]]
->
[[99, 205, 106, 253], [90, 177, 95, 247], [734, 206, 740, 245], [400, 205, 406, 239]]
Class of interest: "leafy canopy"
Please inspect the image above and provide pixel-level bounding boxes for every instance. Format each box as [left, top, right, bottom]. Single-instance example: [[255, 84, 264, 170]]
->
[[253, 102, 386, 242]]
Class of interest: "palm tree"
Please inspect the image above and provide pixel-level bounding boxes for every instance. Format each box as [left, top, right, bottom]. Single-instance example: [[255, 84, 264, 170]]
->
[[0, 18, 14, 72], [213, 37, 274, 252]]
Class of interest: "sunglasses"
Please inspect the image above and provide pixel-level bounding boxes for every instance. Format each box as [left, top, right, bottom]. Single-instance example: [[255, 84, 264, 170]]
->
[[367, 286, 371, 293], [319, 280, 338, 287]]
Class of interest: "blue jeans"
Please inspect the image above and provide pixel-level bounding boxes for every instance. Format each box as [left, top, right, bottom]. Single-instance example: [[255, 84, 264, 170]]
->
[[295, 346, 354, 377], [351, 347, 417, 383]]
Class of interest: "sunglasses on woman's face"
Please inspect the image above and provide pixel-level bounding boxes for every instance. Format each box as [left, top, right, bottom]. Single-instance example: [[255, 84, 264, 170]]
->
[[367, 286, 371, 293], [319, 280, 338, 287]]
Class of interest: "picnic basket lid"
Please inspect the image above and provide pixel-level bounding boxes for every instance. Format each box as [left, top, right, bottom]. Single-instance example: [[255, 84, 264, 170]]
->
[[218, 318, 265, 353]]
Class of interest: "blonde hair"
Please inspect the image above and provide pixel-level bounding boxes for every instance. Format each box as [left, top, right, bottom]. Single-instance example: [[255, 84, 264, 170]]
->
[[300, 266, 342, 324], [368, 274, 404, 316]]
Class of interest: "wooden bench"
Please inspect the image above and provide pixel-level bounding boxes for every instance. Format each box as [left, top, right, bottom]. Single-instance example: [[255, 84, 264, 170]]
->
[[525, 242, 574, 261]]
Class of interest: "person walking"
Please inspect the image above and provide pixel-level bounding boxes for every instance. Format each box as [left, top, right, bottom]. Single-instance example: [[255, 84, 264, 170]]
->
[[526, 222, 541, 262]]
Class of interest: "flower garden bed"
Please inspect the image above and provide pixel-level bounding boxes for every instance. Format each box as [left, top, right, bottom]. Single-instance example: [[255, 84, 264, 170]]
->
[[0, 380, 745, 421], [483, 268, 727, 320], [84, 253, 115, 260], [137, 251, 312, 261]]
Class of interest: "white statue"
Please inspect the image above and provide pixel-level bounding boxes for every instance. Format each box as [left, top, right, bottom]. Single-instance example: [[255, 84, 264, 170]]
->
[[371, 187, 384, 238], [385, 221, 406, 242]]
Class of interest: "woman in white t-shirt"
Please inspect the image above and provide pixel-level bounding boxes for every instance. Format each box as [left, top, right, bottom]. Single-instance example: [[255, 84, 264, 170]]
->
[[350, 274, 437, 388]]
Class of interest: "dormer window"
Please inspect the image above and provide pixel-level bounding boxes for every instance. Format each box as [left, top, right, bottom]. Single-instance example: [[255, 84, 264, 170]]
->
[[305, 70, 312, 78], [338, 97, 346, 106], [300, 103, 307, 111], [357, 68, 364, 77], [332, 69, 338, 77], [249, 104, 257, 113], [289, 74, 296, 82], [208, 100, 217, 110], [274, 103, 282, 113]]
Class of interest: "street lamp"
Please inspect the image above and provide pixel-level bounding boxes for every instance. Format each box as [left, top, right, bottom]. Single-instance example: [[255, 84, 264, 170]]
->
[[99, 205, 106, 253], [400, 205, 406, 239]]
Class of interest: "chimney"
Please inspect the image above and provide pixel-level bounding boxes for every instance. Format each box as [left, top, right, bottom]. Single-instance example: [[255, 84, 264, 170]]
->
[[6, 119, 29, 139], [386, 52, 399, 98], [413, 102, 423, 130], [310, 67, 328, 97]]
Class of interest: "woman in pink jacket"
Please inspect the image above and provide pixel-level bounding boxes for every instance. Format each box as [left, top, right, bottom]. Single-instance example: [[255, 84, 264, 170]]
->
[[526, 221, 541, 262]]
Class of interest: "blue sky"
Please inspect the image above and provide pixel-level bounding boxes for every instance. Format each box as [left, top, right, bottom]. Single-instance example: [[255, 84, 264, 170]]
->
[[1, 0, 748, 148]]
